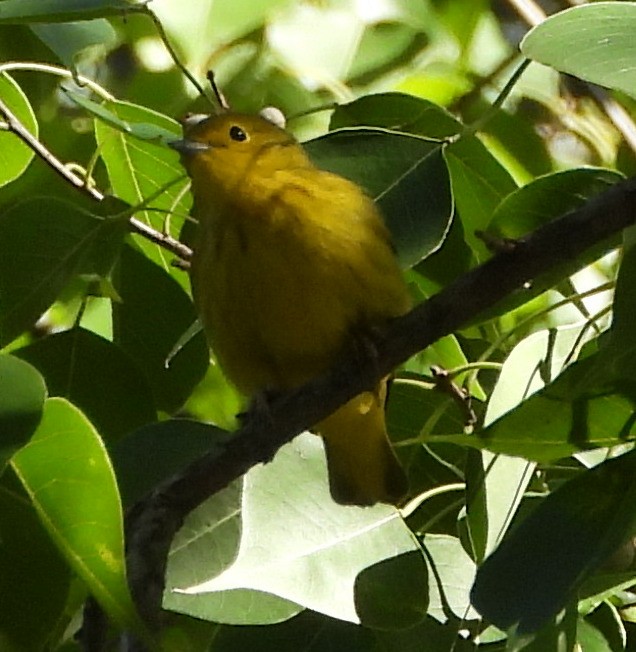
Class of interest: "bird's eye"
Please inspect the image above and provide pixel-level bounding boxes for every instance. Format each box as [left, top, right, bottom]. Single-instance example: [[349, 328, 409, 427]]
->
[[229, 125, 247, 142]]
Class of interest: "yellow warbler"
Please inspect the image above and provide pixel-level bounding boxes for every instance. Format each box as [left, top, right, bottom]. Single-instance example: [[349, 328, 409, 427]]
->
[[171, 109, 411, 506]]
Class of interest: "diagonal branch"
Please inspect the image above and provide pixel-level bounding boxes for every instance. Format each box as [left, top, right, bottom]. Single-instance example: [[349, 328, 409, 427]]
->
[[122, 174, 636, 648]]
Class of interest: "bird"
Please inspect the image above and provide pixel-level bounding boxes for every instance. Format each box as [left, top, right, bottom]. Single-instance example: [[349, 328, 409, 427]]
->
[[170, 107, 411, 506]]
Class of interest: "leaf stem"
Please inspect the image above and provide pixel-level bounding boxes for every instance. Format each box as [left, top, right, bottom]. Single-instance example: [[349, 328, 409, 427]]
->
[[458, 59, 532, 141], [144, 6, 214, 106]]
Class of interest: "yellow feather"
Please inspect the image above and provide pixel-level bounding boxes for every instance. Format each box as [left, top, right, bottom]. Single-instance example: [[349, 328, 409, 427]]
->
[[175, 112, 411, 505]]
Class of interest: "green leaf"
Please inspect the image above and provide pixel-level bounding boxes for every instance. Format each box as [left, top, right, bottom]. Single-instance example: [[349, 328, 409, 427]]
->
[[0, 0, 146, 23], [112, 246, 209, 414], [0, 197, 127, 345], [444, 136, 517, 261], [461, 326, 631, 461], [471, 449, 636, 633], [354, 551, 428, 629], [330, 92, 461, 138], [605, 238, 636, 371], [306, 128, 453, 268], [0, 470, 71, 651], [429, 321, 622, 461], [165, 432, 424, 627], [328, 92, 516, 266], [488, 168, 622, 239], [67, 89, 177, 144], [0, 72, 38, 188], [465, 451, 536, 563], [15, 328, 156, 443], [11, 397, 145, 635], [469, 104, 553, 181], [31, 19, 116, 69], [581, 602, 626, 652], [111, 419, 230, 506], [94, 100, 190, 280], [470, 170, 621, 325], [423, 534, 478, 623], [521, 2, 636, 100], [0, 354, 46, 471]]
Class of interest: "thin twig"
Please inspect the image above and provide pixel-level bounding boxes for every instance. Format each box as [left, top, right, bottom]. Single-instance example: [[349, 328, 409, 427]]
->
[[128, 218, 192, 261], [506, 0, 546, 25], [0, 92, 192, 261], [459, 59, 532, 140], [0, 96, 104, 201], [144, 5, 214, 106]]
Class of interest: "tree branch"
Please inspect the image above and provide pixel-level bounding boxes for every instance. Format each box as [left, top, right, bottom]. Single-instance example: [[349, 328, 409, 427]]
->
[[0, 96, 192, 262], [122, 175, 636, 648]]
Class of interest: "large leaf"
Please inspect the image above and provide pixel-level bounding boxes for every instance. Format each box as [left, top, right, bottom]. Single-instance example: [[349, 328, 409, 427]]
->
[[11, 397, 145, 635], [111, 418, 230, 506], [436, 323, 630, 462], [0, 354, 46, 472], [471, 449, 636, 633], [0, 196, 127, 346], [488, 168, 622, 239], [330, 92, 461, 138], [165, 432, 426, 628], [306, 128, 452, 268], [463, 320, 597, 562], [31, 19, 117, 70], [112, 246, 209, 414], [469, 170, 622, 325], [0, 72, 38, 188], [443, 136, 517, 262], [94, 99, 191, 280], [521, 2, 636, 100], [328, 92, 516, 268], [16, 328, 156, 442], [424, 534, 478, 623]]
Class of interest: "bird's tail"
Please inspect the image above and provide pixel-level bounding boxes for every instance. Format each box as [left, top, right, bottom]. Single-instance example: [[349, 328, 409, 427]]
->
[[317, 382, 408, 506]]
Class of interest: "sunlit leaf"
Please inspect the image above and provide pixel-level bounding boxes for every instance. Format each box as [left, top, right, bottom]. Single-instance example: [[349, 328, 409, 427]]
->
[[0, 72, 37, 188], [472, 449, 636, 632], [522, 3, 636, 100], [94, 100, 190, 280], [165, 433, 425, 628], [11, 398, 146, 635]]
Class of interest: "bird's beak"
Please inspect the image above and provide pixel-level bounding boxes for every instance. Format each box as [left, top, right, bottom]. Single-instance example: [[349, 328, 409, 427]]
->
[[168, 139, 211, 155]]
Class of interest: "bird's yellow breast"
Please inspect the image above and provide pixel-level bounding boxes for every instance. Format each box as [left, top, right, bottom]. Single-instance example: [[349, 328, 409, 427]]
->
[[190, 167, 410, 395]]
